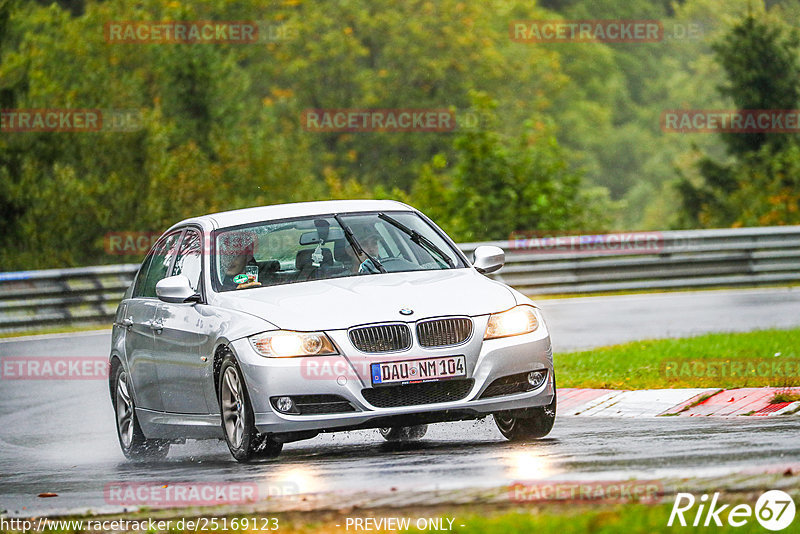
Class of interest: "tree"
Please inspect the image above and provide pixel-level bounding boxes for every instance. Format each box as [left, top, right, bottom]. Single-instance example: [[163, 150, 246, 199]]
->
[[406, 98, 613, 242], [0, 0, 26, 263], [678, 12, 800, 227]]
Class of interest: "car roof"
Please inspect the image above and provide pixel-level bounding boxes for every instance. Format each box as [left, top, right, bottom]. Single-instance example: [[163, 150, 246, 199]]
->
[[168, 199, 415, 232]]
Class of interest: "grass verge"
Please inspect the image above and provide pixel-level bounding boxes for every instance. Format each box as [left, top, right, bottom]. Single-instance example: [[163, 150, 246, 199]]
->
[[556, 327, 800, 389], [771, 392, 800, 403], [0, 323, 109, 340]]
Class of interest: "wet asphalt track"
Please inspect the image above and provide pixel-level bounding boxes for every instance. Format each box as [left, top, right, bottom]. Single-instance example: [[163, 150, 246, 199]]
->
[[1, 288, 799, 517]]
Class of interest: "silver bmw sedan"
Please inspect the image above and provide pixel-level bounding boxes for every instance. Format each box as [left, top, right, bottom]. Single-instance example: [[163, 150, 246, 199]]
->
[[109, 199, 556, 462]]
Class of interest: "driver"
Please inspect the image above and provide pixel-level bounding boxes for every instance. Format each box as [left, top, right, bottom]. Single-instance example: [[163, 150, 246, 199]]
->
[[338, 233, 382, 274], [357, 234, 382, 274], [220, 239, 261, 290]]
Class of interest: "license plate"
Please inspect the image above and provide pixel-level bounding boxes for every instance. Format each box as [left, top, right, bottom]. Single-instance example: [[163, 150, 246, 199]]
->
[[371, 355, 466, 386]]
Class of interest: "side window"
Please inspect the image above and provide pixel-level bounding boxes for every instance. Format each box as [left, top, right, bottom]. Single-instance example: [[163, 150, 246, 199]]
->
[[133, 231, 182, 298], [132, 253, 156, 298], [172, 230, 202, 292]]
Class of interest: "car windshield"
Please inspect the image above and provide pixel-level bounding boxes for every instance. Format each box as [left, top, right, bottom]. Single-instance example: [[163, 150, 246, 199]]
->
[[212, 211, 465, 291]]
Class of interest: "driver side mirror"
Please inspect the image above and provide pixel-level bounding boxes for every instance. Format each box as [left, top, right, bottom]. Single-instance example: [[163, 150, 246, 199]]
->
[[472, 245, 505, 274], [156, 275, 201, 304]]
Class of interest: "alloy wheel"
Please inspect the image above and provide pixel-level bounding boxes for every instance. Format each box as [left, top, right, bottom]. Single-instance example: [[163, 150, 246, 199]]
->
[[221, 366, 245, 449], [115, 370, 134, 448]]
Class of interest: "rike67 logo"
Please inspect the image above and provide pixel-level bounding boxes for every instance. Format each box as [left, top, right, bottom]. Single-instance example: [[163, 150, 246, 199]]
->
[[669, 490, 796, 531]]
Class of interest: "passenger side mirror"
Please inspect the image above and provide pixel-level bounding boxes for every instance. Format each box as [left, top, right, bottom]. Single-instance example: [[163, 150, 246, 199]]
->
[[472, 245, 505, 274], [156, 275, 201, 304]]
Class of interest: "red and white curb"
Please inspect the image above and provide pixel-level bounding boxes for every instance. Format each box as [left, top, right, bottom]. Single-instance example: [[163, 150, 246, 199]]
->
[[558, 387, 800, 417]]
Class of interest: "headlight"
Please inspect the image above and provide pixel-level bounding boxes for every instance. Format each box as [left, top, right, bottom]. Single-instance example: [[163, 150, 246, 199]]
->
[[484, 306, 540, 339], [249, 331, 338, 358]]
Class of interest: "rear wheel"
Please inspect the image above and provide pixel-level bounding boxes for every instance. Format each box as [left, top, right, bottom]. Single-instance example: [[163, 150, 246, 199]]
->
[[219, 353, 282, 462], [113, 364, 170, 461], [494, 385, 557, 441], [379, 424, 428, 442]]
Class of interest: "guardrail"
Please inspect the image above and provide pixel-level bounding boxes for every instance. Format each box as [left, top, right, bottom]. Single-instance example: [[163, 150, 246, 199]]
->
[[1, 226, 798, 332], [460, 225, 800, 295], [0, 264, 140, 331]]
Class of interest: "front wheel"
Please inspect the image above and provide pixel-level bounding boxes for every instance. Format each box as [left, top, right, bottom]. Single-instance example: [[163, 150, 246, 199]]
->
[[219, 353, 282, 462], [379, 424, 428, 442], [494, 386, 556, 441], [112, 364, 170, 461]]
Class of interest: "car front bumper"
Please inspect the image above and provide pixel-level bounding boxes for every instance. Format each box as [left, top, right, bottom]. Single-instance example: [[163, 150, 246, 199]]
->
[[231, 322, 555, 435]]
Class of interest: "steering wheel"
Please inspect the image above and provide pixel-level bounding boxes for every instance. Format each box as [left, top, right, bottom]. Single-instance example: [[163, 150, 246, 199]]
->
[[378, 257, 417, 271]]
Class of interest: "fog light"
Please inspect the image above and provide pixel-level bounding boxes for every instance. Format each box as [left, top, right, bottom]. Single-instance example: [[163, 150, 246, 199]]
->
[[275, 396, 296, 414], [527, 370, 546, 388]]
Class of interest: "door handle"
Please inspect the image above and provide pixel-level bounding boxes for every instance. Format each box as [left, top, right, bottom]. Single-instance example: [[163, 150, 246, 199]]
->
[[147, 320, 163, 334]]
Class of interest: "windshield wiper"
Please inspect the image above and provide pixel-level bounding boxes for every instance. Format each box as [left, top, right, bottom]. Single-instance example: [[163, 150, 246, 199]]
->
[[333, 214, 387, 274], [378, 213, 455, 268]]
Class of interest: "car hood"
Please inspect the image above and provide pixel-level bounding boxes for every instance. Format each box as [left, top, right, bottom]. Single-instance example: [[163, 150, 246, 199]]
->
[[214, 268, 516, 331]]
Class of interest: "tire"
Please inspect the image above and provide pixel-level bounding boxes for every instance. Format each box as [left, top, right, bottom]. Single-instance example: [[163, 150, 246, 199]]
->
[[112, 363, 170, 461], [494, 382, 557, 441], [218, 353, 282, 462], [379, 424, 428, 442]]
